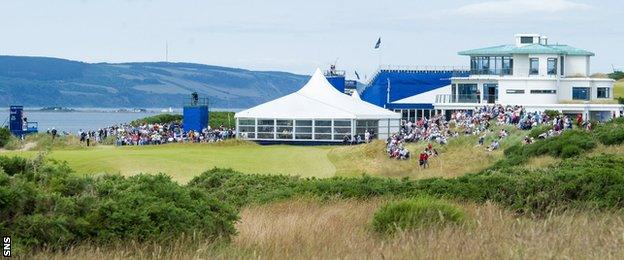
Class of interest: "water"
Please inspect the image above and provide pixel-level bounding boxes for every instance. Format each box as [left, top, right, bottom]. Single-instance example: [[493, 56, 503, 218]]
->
[[1, 108, 181, 134]]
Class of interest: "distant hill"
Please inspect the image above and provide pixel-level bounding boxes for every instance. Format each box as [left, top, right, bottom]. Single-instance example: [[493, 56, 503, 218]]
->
[[0, 56, 310, 109]]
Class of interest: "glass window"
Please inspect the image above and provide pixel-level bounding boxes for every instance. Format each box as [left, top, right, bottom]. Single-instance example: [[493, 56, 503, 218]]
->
[[506, 89, 525, 94], [572, 87, 590, 100], [457, 84, 478, 103], [276, 120, 293, 126], [521, 36, 534, 44], [560, 56, 565, 76], [597, 87, 610, 98], [529, 58, 539, 75], [258, 119, 274, 125], [355, 120, 379, 140], [238, 118, 255, 126], [315, 120, 331, 127], [502, 57, 513, 75], [238, 126, 255, 133], [530, 90, 556, 94], [295, 120, 312, 126], [547, 58, 557, 75], [333, 120, 351, 127], [295, 134, 312, 140]]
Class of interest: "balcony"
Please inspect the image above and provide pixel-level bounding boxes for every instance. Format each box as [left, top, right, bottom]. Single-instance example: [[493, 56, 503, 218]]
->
[[469, 68, 513, 76], [435, 94, 498, 104]]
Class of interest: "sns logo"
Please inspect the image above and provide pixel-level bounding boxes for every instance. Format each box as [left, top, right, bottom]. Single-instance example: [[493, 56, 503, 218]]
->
[[2, 236, 9, 257]]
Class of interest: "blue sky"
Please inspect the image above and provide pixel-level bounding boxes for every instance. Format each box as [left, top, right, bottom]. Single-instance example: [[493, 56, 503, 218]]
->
[[1, 0, 622, 77]]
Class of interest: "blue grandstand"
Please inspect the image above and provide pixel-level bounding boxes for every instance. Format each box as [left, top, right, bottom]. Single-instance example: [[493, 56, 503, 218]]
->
[[358, 66, 469, 121]]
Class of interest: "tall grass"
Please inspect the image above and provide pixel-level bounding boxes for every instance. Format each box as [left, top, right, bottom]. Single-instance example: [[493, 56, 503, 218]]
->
[[25, 199, 624, 259]]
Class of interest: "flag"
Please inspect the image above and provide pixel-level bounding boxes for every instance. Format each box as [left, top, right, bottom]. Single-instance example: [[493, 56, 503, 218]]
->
[[354, 70, 360, 80], [374, 37, 381, 49]]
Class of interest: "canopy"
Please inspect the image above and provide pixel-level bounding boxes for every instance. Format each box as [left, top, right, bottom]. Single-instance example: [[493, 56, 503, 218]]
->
[[235, 68, 400, 120]]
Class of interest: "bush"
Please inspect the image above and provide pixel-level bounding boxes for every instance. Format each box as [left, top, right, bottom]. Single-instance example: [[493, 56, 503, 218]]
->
[[594, 119, 624, 145], [543, 109, 561, 118], [0, 156, 238, 251], [0, 127, 11, 148], [130, 114, 182, 126], [528, 124, 552, 138], [372, 197, 468, 234]]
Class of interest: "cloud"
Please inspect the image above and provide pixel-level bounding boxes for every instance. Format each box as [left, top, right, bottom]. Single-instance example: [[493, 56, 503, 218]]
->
[[452, 0, 592, 15]]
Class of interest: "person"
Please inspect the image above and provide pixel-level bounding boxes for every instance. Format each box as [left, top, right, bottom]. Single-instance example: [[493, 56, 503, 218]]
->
[[488, 139, 500, 151], [419, 149, 429, 169], [364, 130, 371, 143], [477, 134, 485, 146], [51, 128, 57, 140]]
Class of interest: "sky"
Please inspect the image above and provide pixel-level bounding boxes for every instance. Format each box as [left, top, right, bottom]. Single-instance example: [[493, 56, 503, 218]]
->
[[1, 0, 623, 78]]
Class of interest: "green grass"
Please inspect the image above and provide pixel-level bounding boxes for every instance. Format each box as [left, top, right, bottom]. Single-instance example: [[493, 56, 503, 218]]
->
[[615, 80, 624, 98], [7, 141, 335, 183]]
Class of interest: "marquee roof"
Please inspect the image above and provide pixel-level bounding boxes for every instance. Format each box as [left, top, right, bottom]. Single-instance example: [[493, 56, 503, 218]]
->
[[235, 68, 400, 120]]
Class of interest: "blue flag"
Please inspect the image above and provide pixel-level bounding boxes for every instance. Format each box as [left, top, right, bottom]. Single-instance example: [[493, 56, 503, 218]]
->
[[354, 71, 360, 80], [374, 37, 381, 49]]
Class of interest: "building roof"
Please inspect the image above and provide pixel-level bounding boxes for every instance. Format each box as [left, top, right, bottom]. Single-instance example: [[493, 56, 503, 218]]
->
[[235, 68, 400, 120], [458, 44, 594, 56]]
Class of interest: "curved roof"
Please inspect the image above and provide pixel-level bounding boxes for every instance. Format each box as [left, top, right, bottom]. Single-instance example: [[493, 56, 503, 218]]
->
[[235, 68, 400, 120], [458, 44, 594, 56]]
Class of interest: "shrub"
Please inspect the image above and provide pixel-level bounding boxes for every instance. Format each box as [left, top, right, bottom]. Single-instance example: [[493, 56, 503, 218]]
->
[[594, 120, 624, 145], [372, 197, 468, 234], [0, 127, 11, 148], [528, 124, 552, 138], [130, 114, 182, 126], [543, 109, 561, 118], [0, 156, 238, 251]]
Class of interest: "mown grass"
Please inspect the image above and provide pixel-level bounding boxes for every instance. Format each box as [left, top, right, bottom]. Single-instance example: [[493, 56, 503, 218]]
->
[[27, 199, 624, 259], [615, 79, 624, 98], [3, 140, 336, 183]]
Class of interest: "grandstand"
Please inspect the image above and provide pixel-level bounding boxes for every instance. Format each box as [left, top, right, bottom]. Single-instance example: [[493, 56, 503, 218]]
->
[[359, 65, 469, 122]]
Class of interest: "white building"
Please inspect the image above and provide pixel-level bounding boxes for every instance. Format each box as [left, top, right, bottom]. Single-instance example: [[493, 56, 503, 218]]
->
[[434, 34, 622, 121], [234, 68, 401, 143]]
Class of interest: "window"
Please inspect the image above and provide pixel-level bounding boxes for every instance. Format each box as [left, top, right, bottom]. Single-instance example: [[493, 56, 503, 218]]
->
[[506, 89, 525, 94], [470, 56, 512, 75], [356, 120, 378, 140], [457, 83, 478, 103], [333, 120, 352, 140], [257, 119, 275, 139], [572, 87, 590, 100], [295, 120, 312, 140], [560, 56, 565, 76], [314, 120, 332, 140], [521, 36, 534, 44], [529, 58, 539, 75], [276, 120, 293, 139], [530, 90, 556, 94], [597, 87, 610, 98], [547, 58, 557, 75]]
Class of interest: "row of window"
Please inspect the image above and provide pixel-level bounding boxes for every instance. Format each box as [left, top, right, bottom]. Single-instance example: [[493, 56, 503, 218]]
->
[[237, 119, 380, 140], [470, 56, 513, 75], [506, 89, 556, 94], [505, 87, 610, 99], [529, 57, 564, 76]]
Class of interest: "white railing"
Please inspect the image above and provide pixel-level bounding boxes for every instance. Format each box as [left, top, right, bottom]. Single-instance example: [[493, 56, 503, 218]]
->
[[379, 65, 469, 72]]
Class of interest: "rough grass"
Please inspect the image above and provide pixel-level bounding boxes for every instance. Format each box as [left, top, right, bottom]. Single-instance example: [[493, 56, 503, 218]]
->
[[328, 124, 522, 179], [26, 199, 624, 259]]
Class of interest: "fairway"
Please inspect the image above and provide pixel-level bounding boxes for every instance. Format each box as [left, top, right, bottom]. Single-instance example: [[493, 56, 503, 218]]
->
[[7, 143, 336, 183]]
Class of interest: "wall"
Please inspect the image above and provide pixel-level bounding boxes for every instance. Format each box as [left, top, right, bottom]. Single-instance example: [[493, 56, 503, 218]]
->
[[564, 56, 589, 77]]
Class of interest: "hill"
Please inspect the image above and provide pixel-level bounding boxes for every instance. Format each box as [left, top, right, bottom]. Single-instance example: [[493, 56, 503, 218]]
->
[[0, 56, 309, 108]]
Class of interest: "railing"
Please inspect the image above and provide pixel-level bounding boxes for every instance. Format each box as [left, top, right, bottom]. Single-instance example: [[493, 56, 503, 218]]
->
[[184, 97, 209, 107], [380, 65, 470, 72], [469, 68, 513, 76], [325, 69, 345, 77], [435, 94, 498, 104]]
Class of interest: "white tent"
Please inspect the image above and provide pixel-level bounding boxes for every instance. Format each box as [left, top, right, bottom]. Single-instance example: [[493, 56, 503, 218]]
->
[[235, 68, 400, 142]]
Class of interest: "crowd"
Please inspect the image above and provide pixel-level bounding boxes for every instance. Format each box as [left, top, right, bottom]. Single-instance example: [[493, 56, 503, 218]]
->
[[46, 122, 235, 146], [385, 104, 582, 167]]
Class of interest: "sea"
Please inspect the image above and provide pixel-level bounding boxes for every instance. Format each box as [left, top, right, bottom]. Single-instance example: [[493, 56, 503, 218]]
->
[[1, 108, 183, 134]]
